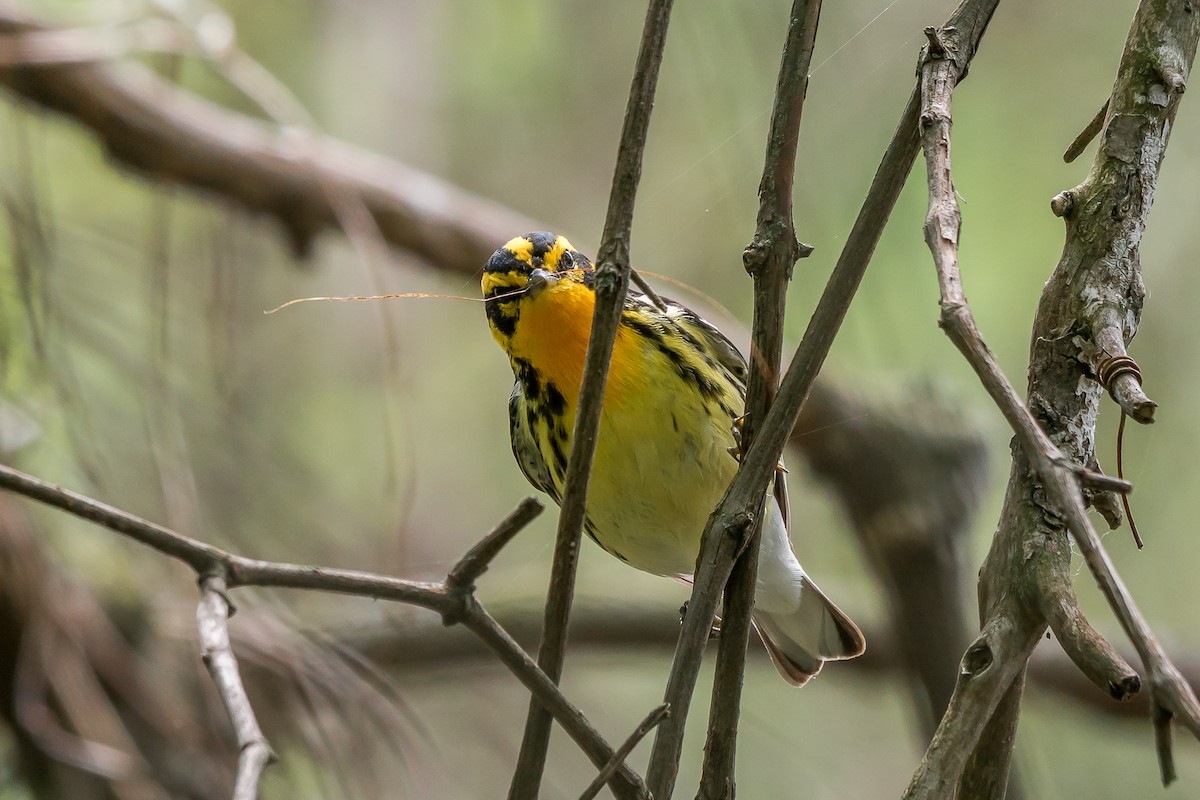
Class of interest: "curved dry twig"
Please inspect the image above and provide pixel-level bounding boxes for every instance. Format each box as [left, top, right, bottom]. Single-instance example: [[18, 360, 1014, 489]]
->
[[578, 704, 669, 800]]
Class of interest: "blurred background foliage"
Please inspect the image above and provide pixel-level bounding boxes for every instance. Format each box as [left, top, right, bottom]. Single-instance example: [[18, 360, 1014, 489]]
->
[[0, 0, 1198, 797]]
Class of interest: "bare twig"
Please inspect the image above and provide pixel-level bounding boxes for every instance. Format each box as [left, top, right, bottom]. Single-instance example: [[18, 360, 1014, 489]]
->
[[446, 498, 543, 591], [508, 2, 674, 797], [0, 461, 226, 571], [197, 574, 274, 800], [698, 1, 822, 795], [906, 0, 1200, 796], [644, 57, 925, 800], [1063, 99, 1110, 163], [1038, 582, 1140, 700], [0, 465, 648, 798], [578, 704, 669, 800]]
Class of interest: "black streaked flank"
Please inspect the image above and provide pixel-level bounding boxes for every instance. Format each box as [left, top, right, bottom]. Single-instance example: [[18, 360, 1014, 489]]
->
[[513, 358, 541, 398], [549, 436, 568, 478], [543, 383, 567, 418], [621, 311, 726, 405]]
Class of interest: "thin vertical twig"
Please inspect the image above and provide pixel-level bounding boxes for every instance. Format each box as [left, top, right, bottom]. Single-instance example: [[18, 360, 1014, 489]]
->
[[644, 80, 924, 800], [697, 1, 823, 796], [506, 2, 675, 798]]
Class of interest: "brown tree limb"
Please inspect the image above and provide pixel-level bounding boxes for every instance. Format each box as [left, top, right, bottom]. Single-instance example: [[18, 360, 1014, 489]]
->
[[0, 9, 537, 268], [698, 2, 822, 795], [330, 601, 1200, 722], [0, 465, 649, 799], [906, 0, 1200, 796], [507, 2, 674, 797]]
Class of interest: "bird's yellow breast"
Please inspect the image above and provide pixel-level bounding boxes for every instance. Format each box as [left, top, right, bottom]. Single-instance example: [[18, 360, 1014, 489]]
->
[[500, 280, 743, 576], [503, 280, 643, 414]]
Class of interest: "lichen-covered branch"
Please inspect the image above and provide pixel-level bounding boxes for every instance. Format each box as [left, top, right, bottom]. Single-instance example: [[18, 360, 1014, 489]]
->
[[906, 0, 1200, 796], [1034, 0, 1200, 782]]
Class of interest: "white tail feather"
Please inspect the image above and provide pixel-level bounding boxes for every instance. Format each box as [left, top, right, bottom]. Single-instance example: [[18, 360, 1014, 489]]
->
[[753, 577, 865, 686], [751, 498, 865, 686]]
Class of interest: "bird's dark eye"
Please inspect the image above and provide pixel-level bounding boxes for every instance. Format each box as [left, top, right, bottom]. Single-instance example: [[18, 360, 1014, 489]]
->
[[560, 250, 575, 269]]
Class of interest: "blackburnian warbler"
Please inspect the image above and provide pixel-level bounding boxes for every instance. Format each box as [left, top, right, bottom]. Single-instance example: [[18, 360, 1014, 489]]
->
[[482, 232, 864, 684]]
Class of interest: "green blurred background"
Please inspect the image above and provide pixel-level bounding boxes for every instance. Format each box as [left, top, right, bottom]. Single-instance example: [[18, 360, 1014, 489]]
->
[[1, 0, 1198, 797]]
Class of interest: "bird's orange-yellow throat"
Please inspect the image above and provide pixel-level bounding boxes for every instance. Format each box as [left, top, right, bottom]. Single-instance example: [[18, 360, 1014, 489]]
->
[[483, 232, 864, 684]]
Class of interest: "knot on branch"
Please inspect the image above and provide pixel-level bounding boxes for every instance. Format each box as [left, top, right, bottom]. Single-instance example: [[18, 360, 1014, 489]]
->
[[439, 587, 474, 628], [1157, 60, 1187, 97], [742, 230, 809, 280], [920, 26, 961, 72], [724, 511, 755, 552], [1050, 191, 1074, 218], [1111, 673, 1143, 701], [199, 567, 237, 616], [961, 639, 994, 678], [593, 262, 627, 296], [922, 26, 952, 60]]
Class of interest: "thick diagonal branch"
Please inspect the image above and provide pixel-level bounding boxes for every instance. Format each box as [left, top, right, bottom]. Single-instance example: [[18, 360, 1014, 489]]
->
[[645, 68, 924, 800]]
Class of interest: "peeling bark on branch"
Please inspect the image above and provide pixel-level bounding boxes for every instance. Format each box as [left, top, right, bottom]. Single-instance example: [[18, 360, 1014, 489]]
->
[[907, 0, 1200, 797], [1029, 0, 1200, 784]]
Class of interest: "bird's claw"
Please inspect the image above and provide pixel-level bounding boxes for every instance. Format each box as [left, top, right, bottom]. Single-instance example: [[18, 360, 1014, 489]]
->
[[678, 601, 723, 638]]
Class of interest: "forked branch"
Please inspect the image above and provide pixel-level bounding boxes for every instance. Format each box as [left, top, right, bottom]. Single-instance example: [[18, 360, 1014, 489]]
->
[[0, 465, 648, 799], [644, 1, 1006, 795]]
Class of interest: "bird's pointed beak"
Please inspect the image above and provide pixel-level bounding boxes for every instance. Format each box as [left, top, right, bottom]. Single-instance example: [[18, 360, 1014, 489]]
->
[[526, 268, 558, 298]]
